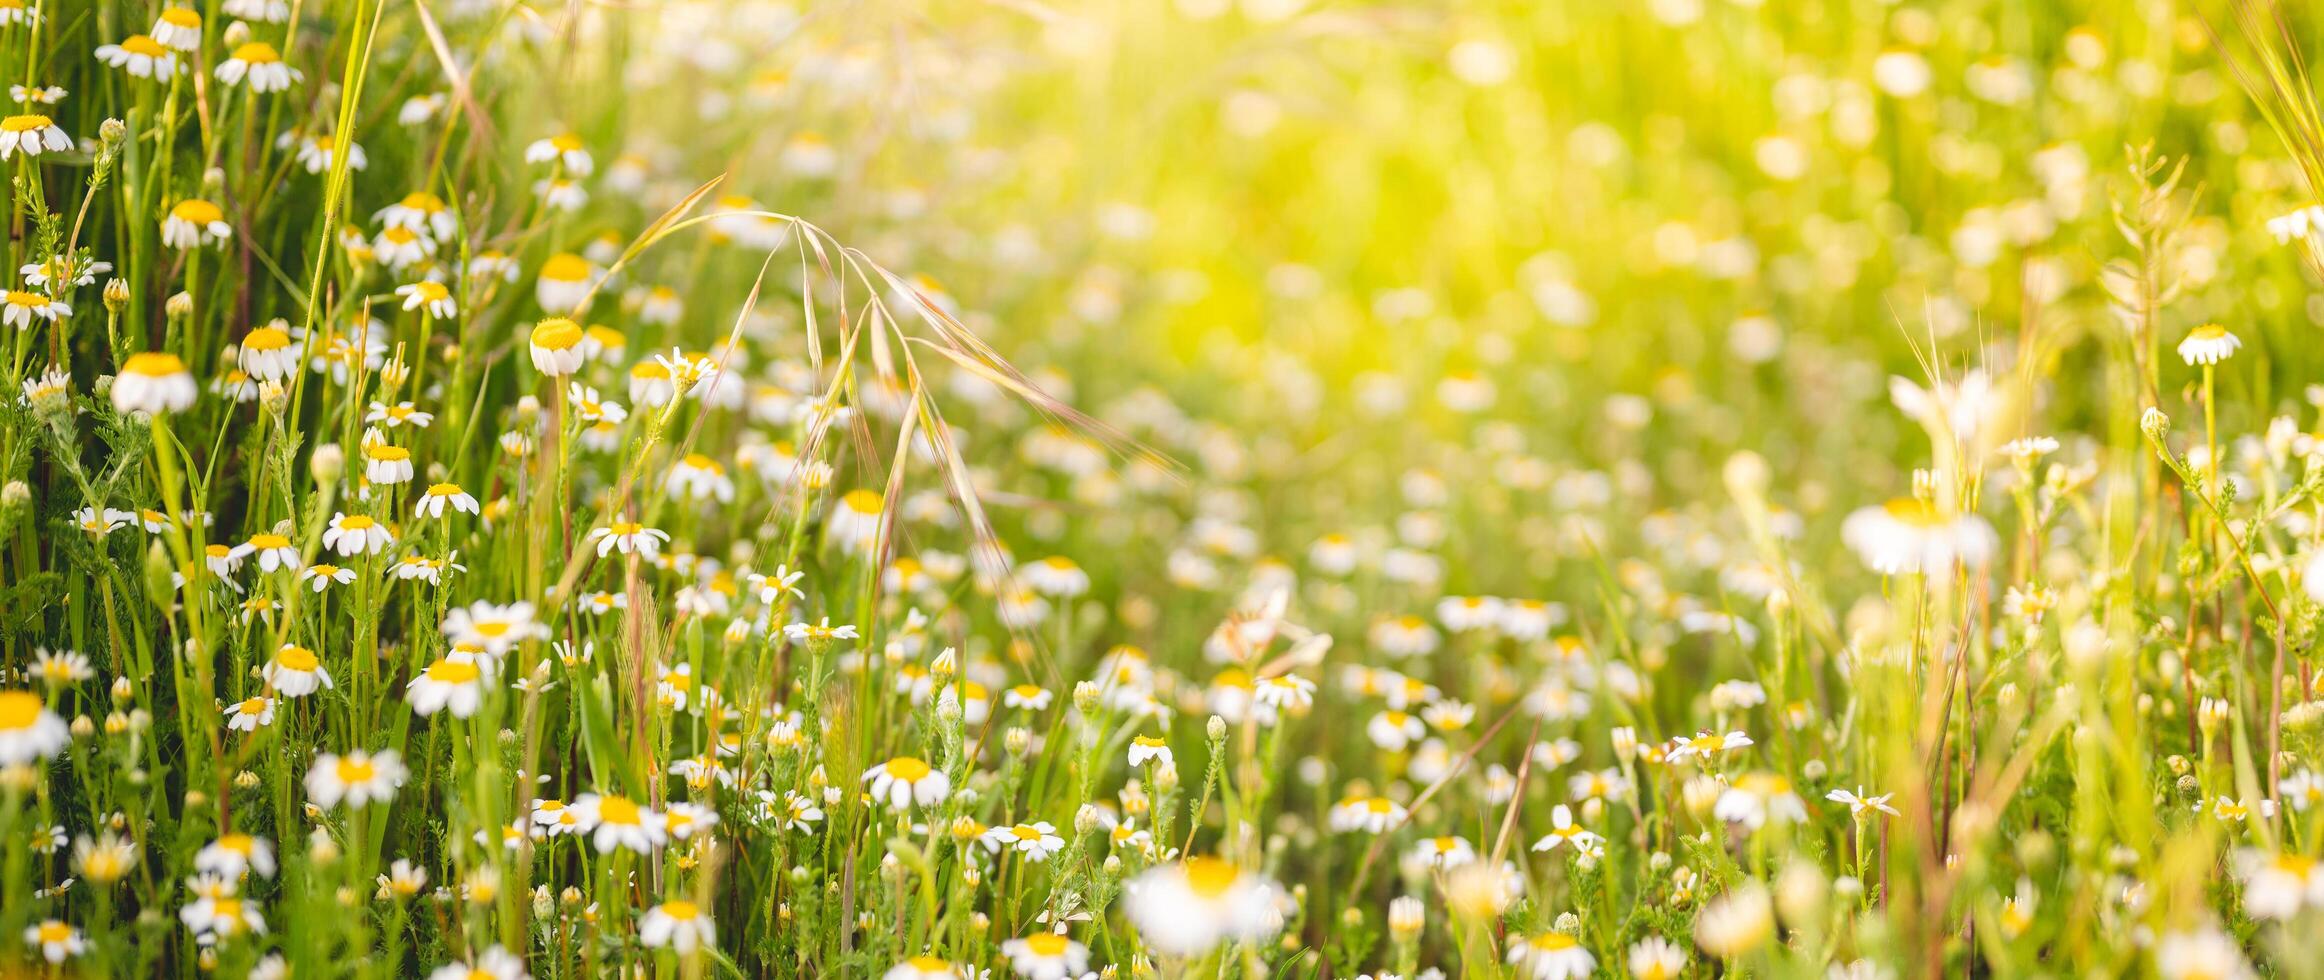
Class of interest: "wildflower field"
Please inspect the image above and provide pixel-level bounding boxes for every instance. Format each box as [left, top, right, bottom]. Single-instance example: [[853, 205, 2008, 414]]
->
[[20, 0, 2324, 977]]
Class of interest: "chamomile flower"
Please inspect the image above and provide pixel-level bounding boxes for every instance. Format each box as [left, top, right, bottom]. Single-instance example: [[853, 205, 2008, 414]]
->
[[982, 822, 1067, 861], [375, 192, 457, 239], [667, 454, 736, 502], [262, 645, 332, 697], [1000, 933, 1090, 980], [1664, 729, 1753, 763], [590, 522, 671, 560], [162, 199, 232, 248], [1124, 857, 1282, 956], [1825, 786, 1901, 818], [288, 132, 366, 173], [535, 253, 597, 312], [425, 946, 527, 980], [149, 7, 202, 49], [0, 690, 69, 764], [1530, 804, 1604, 855], [1507, 932, 1595, 980], [2177, 323, 2241, 366], [440, 601, 545, 658], [194, 834, 277, 880], [96, 35, 180, 79], [215, 43, 301, 92], [0, 114, 67, 158], [394, 280, 456, 319], [238, 324, 301, 380], [224, 0, 291, 22], [1329, 796, 1408, 833], [112, 352, 198, 413], [305, 749, 406, 808], [372, 226, 435, 269], [322, 513, 394, 555], [863, 756, 951, 809], [235, 533, 300, 572], [406, 656, 491, 717], [1841, 498, 1998, 575], [525, 132, 594, 175], [361, 439, 414, 485], [640, 900, 716, 954], [178, 875, 266, 942], [23, 920, 85, 963], [1366, 710, 1426, 751], [0, 287, 67, 327], [298, 564, 355, 592], [528, 317, 586, 374], [826, 489, 888, 554], [1714, 772, 1809, 829], [224, 696, 276, 732], [570, 793, 668, 854], [414, 483, 478, 519]]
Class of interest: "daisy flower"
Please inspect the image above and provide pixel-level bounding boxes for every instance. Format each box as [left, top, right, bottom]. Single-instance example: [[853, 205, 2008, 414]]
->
[[406, 656, 490, 718], [321, 513, 394, 555], [96, 35, 179, 79], [238, 324, 301, 380], [234, 533, 300, 572], [305, 749, 407, 808], [570, 793, 667, 854], [1124, 857, 1282, 956], [224, 696, 275, 732], [2178, 323, 2241, 366], [262, 645, 332, 697], [289, 132, 366, 173], [1329, 796, 1408, 834], [863, 756, 951, 809], [149, 7, 202, 49], [361, 440, 414, 485], [215, 43, 302, 92], [415, 483, 479, 519], [640, 900, 716, 954], [298, 564, 355, 592], [0, 288, 67, 327], [23, 920, 85, 964], [1128, 735, 1172, 768], [0, 690, 69, 764], [395, 280, 456, 319], [1840, 498, 1998, 575], [982, 822, 1067, 861], [1825, 786, 1901, 818], [193, 834, 276, 879], [0, 114, 67, 158], [1714, 772, 1809, 829], [1664, 729, 1754, 763], [1507, 932, 1595, 980], [162, 199, 232, 248], [425, 945, 527, 980], [528, 317, 586, 374], [440, 601, 545, 658], [589, 522, 671, 560], [535, 253, 597, 312], [1000, 933, 1090, 980], [1530, 804, 1604, 855], [112, 352, 198, 413], [884, 958, 965, 980], [375, 191, 456, 239]]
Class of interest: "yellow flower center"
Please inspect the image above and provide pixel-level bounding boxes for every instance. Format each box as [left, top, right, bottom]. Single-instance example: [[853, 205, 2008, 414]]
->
[[540, 253, 591, 281], [883, 756, 932, 782], [159, 7, 200, 27], [121, 35, 169, 57], [170, 199, 224, 224], [122, 351, 188, 377], [231, 42, 280, 63], [335, 757, 375, 784], [1022, 933, 1069, 956], [1, 114, 50, 132], [531, 317, 583, 350], [597, 795, 642, 825], [1183, 856, 1241, 898], [661, 900, 700, 920], [0, 690, 44, 730], [423, 659, 481, 684], [243, 326, 291, 350], [275, 646, 319, 671]]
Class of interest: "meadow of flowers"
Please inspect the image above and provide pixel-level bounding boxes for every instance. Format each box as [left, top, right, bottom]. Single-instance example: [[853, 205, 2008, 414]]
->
[[19, 0, 2324, 977]]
